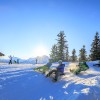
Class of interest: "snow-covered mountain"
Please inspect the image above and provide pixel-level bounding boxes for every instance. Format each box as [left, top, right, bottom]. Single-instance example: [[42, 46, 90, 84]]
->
[[0, 56, 9, 63], [36, 55, 49, 64], [20, 55, 49, 64], [0, 55, 49, 64]]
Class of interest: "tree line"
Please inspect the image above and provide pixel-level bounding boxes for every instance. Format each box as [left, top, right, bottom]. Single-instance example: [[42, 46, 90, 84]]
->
[[50, 31, 100, 62]]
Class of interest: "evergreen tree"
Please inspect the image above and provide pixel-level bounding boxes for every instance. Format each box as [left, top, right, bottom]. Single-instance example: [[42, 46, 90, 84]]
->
[[56, 31, 68, 61], [71, 49, 77, 62], [79, 45, 87, 62], [68, 56, 72, 62], [50, 44, 58, 62], [65, 46, 69, 61], [90, 32, 100, 60], [87, 55, 91, 61]]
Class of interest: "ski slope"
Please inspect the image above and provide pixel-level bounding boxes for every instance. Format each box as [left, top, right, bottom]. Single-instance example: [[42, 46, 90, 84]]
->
[[0, 62, 100, 100]]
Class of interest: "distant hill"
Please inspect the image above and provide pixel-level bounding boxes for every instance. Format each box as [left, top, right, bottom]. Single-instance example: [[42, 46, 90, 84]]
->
[[0, 55, 49, 64]]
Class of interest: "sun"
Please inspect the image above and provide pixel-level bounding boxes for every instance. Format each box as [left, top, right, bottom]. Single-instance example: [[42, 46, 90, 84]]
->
[[34, 45, 48, 57]]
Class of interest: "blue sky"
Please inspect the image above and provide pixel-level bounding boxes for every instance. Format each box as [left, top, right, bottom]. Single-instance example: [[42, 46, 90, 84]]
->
[[0, 0, 100, 58]]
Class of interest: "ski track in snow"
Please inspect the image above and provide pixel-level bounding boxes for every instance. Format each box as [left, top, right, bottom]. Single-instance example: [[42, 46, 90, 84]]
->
[[0, 62, 100, 100]]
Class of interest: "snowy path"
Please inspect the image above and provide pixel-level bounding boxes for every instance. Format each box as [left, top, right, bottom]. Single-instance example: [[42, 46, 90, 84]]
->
[[0, 63, 100, 100]]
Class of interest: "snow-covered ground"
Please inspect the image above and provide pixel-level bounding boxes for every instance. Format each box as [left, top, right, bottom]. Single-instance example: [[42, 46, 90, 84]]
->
[[0, 62, 100, 100]]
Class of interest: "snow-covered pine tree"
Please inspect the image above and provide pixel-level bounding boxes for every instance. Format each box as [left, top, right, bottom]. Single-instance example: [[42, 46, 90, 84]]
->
[[79, 45, 87, 62], [68, 56, 72, 62], [90, 32, 100, 60], [50, 44, 58, 62], [65, 46, 69, 61], [56, 31, 68, 61], [87, 55, 91, 61], [71, 49, 77, 62]]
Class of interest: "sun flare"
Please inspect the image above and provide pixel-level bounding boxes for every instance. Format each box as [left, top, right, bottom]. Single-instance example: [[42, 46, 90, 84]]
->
[[34, 46, 48, 57]]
